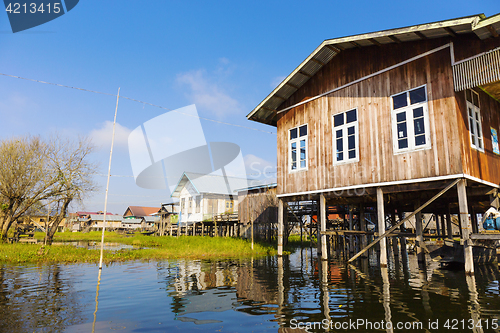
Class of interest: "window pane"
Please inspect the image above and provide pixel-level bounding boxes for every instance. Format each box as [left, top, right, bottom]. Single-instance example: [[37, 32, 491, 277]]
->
[[466, 89, 472, 103], [398, 138, 408, 149], [348, 135, 355, 150], [336, 138, 343, 152], [299, 125, 307, 137], [336, 129, 342, 138], [476, 123, 481, 138], [396, 112, 406, 122], [290, 128, 297, 140], [300, 140, 306, 160], [478, 138, 483, 149], [337, 152, 344, 161], [410, 87, 426, 104], [291, 150, 296, 162], [348, 150, 356, 159], [472, 91, 479, 107], [334, 114, 344, 127], [393, 93, 407, 109], [347, 126, 355, 135], [300, 160, 306, 168], [415, 135, 426, 146], [292, 162, 296, 170], [469, 118, 475, 135], [397, 122, 407, 139], [414, 118, 425, 135], [413, 107, 423, 118], [346, 109, 357, 123]]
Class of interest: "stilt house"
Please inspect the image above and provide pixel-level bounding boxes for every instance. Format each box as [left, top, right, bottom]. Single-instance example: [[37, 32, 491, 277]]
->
[[248, 13, 500, 274]]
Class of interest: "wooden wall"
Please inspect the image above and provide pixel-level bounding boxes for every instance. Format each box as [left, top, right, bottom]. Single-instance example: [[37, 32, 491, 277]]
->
[[456, 88, 500, 184], [277, 38, 467, 195], [238, 187, 277, 225]]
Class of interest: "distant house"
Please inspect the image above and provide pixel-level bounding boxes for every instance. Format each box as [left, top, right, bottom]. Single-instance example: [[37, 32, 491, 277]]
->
[[171, 172, 250, 224], [88, 214, 123, 230], [123, 206, 160, 229]]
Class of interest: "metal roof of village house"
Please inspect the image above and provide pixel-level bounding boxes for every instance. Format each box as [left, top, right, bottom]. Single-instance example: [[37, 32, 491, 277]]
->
[[247, 13, 500, 127]]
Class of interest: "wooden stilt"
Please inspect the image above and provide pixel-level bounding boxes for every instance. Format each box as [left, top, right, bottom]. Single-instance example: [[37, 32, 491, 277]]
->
[[457, 179, 474, 275], [278, 199, 283, 256], [359, 205, 367, 251], [446, 203, 453, 240], [415, 200, 425, 263], [377, 187, 388, 267], [320, 193, 327, 260]]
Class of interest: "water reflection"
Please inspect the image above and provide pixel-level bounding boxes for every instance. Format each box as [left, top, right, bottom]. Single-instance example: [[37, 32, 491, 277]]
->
[[0, 247, 499, 332]]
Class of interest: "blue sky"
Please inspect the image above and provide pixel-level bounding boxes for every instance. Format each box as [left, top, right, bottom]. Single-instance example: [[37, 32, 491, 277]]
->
[[1, 1, 498, 214]]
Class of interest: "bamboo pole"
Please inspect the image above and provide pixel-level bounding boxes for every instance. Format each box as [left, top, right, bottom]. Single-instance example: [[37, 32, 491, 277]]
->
[[98, 87, 120, 270]]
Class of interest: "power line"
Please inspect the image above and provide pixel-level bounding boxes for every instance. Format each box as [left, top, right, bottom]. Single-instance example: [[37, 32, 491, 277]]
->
[[0, 72, 276, 135]]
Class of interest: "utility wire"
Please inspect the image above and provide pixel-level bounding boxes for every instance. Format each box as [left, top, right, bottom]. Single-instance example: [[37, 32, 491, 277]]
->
[[0, 72, 276, 135]]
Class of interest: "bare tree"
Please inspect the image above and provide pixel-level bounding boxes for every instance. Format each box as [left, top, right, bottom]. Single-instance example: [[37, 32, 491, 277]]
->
[[0, 135, 98, 243], [43, 136, 98, 245], [0, 136, 55, 241]]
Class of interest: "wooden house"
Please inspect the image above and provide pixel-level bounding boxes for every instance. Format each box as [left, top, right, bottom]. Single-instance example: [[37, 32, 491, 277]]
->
[[123, 206, 160, 229], [248, 13, 500, 274], [171, 172, 250, 224]]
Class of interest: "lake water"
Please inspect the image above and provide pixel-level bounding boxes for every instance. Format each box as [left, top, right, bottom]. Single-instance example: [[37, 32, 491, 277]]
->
[[1, 247, 499, 332]]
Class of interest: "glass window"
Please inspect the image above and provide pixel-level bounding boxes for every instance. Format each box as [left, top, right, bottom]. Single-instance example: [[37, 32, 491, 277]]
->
[[466, 89, 484, 152], [333, 109, 359, 164], [391, 85, 431, 153], [289, 124, 308, 171]]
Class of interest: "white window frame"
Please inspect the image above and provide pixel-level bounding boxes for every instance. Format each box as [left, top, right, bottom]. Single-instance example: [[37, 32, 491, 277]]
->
[[466, 89, 484, 152], [289, 124, 308, 172], [391, 85, 431, 154], [332, 108, 359, 165]]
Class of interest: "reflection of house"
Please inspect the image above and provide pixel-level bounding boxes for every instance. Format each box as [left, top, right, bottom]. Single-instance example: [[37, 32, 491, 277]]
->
[[123, 206, 160, 229], [171, 172, 249, 224]]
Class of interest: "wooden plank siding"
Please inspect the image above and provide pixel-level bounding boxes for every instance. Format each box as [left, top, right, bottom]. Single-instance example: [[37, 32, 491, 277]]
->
[[276, 38, 472, 196], [456, 88, 500, 184]]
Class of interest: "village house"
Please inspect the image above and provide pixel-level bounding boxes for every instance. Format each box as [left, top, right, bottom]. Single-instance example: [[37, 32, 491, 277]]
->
[[123, 206, 160, 229], [248, 13, 500, 274], [171, 172, 250, 224]]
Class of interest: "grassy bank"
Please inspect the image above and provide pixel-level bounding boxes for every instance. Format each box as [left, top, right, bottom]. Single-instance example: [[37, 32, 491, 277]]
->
[[1, 232, 277, 264]]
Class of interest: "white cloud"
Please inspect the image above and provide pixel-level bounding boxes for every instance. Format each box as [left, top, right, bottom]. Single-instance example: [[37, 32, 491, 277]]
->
[[244, 154, 276, 181], [176, 69, 241, 118], [271, 75, 286, 88], [90, 121, 131, 149]]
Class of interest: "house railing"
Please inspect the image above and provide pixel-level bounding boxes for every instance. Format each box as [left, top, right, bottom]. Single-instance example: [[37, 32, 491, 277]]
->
[[453, 47, 500, 91]]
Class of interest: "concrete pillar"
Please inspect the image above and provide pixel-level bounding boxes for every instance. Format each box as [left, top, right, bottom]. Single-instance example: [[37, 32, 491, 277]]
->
[[320, 193, 327, 260], [377, 187, 388, 267], [278, 199, 284, 256], [415, 200, 425, 263], [458, 179, 474, 275]]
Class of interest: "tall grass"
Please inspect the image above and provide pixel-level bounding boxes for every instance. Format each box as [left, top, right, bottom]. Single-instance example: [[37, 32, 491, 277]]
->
[[2, 233, 277, 264]]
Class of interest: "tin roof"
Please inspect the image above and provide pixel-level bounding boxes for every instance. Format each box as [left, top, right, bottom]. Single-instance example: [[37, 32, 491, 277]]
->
[[247, 13, 500, 126], [171, 172, 253, 197]]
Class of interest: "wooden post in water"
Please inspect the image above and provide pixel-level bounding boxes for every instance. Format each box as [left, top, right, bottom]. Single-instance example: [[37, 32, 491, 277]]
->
[[377, 187, 388, 267], [278, 199, 284, 256], [415, 200, 425, 263], [446, 203, 453, 240], [320, 193, 327, 260], [457, 179, 474, 275], [359, 205, 367, 251]]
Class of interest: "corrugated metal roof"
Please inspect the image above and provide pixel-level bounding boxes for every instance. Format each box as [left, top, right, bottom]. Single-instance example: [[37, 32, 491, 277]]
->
[[89, 214, 123, 221], [121, 218, 142, 224], [248, 13, 500, 127], [171, 172, 253, 197]]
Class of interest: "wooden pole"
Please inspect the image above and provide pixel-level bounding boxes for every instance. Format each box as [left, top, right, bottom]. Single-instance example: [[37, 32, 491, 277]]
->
[[377, 187, 388, 267], [415, 200, 425, 263], [348, 179, 460, 263], [360, 205, 367, 250], [446, 203, 453, 240], [98, 87, 120, 270], [278, 199, 283, 256], [320, 193, 327, 260], [457, 179, 474, 275]]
